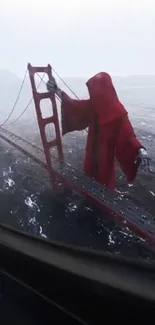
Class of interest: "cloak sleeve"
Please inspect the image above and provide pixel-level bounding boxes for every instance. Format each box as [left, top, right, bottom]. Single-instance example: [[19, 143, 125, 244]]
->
[[115, 116, 143, 182], [61, 92, 91, 135]]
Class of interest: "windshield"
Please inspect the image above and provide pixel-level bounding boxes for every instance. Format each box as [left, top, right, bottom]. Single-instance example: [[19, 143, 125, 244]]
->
[[0, 0, 155, 262]]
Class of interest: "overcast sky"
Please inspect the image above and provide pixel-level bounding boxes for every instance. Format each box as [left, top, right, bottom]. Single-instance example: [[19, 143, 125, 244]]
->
[[0, 0, 155, 78]]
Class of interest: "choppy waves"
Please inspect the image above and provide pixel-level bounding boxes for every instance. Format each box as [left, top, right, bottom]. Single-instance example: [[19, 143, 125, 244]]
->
[[0, 140, 155, 260]]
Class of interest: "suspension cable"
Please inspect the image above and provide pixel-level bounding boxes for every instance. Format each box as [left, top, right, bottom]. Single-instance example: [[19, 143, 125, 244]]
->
[[52, 69, 88, 133], [36, 73, 61, 103], [36, 71, 88, 133], [5, 73, 45, 126], [0, 68, 28, 126], [52, 68, 79, 99], [2, 65, 153, 133], [52, 69, 155, 112]]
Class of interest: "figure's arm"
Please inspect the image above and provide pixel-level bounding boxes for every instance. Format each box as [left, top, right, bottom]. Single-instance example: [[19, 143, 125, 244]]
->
[[136, 148, 151, 172], [46, 77, 62, 99], [46, 77, 90, 135], [115, 116, 151, 182], [122, 118, 151, 172]]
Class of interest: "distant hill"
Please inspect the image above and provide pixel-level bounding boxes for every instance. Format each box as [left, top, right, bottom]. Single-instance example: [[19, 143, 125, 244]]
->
[[113, 75, 155, 88], [0, 70, 21, 87], [60, 75, 155, 108], [0, 70, 155, 126], [0, 71, 30, 123]]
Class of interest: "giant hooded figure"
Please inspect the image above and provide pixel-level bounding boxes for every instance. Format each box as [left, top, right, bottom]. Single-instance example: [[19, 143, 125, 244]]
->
[[47, 72, 151, 190]]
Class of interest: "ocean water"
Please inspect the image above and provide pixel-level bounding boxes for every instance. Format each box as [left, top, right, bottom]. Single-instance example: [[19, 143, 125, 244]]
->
[[1, 81, 155, 260], [0, 135, 155, 261]]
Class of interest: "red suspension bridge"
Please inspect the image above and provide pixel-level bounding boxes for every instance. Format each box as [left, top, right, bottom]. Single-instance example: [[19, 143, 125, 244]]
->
[[0, 64, 155, 249]]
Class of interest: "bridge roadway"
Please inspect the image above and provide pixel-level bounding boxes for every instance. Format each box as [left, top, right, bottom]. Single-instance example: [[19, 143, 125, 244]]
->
[[0, 126, 155, 248]]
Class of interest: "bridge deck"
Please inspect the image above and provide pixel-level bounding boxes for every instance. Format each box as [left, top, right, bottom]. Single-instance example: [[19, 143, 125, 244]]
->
[[0, 127, 155, 247]]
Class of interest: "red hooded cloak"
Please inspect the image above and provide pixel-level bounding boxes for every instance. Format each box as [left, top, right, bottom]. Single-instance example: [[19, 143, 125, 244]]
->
[[61, 72, 143, 190]]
